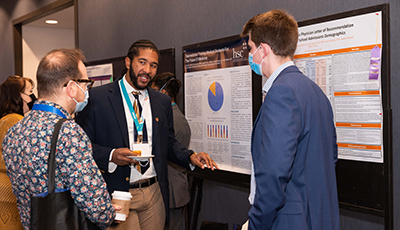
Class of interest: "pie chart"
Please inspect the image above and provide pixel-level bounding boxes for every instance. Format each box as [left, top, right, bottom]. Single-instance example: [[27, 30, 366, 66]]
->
[[208, 82, 224, 111]]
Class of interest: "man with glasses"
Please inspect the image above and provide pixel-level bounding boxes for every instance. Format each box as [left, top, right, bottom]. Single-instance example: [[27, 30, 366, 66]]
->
[[2, 48, 118, 229]]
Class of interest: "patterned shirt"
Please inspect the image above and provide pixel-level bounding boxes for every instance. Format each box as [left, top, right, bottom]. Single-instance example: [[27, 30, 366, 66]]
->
[[2, 100, 115, 230]]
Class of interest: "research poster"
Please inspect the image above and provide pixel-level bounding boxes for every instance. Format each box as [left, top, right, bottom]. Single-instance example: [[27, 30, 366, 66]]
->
[[184, 37, 253, 174], [294, 12, 383, 163], [86, 63, 113, 87]]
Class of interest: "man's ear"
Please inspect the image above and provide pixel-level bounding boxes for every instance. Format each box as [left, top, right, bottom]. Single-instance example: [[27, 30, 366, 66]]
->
[[65, 81, 76, 99], [125, 57, 131, 69], [260, 43, 270, 58]]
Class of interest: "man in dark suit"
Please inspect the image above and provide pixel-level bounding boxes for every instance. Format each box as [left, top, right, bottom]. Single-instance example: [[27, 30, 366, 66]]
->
[[240, 10, 340, 230], [76, 40, 218, 230]]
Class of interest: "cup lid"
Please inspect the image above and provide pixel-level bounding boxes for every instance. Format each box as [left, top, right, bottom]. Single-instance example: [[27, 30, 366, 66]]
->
[[112, 191, 132, 198]]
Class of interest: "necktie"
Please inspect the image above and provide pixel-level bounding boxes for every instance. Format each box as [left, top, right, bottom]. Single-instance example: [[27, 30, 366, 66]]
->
[[133, 93, 143, 143], [132, 92, 149, 174]]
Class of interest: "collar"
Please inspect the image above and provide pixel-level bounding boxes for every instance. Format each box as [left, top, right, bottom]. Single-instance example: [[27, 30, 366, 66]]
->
[[34, 100, 71, 118], [262, 61, 295, 94]]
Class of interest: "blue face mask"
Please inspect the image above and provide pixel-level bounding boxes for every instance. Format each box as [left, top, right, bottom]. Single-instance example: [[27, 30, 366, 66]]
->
[[248, 45, 265, 76], [72, 82, 89, 113]]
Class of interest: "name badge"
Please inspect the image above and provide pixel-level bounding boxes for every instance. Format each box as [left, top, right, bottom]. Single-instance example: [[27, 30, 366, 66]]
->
[[132, 143, 151, 156]]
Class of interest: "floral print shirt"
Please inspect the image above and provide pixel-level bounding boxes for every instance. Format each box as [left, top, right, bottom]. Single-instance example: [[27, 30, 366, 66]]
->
[[2, 101, 115, 229]]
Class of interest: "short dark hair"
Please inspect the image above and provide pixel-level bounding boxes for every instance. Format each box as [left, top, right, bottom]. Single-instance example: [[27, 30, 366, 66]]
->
[[119, 39, 160, 77], [151, 72, 181, 102], [0, 76, 24, 118], [36, 48, 85, 98], [241, 10, 298, 59], [127, 39, 160, 60]]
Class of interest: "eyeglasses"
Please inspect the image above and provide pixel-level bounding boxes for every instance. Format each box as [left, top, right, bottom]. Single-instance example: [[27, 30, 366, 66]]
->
[[64, 79, 94, 90]]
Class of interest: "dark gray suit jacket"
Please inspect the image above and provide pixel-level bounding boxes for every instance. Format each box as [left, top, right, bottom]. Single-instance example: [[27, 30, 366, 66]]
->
[[167, 104, 191, 208]]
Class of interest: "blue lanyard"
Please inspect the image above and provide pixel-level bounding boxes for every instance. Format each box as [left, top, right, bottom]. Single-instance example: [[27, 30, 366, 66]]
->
[[119, 79, 144, 133], [32, 104, 67, 119]]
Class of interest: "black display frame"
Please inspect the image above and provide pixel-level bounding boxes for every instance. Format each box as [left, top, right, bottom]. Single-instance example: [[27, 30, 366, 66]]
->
[[183, 4, 392, 229], [296, 5, 391, 229]]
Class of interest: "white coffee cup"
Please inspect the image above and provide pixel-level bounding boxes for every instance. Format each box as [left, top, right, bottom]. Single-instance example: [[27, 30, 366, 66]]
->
[[111, 191, 132, 221]]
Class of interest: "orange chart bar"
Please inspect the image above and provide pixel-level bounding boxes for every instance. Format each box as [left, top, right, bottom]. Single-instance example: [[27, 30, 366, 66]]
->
[[336, 123, 382, 128], [337, 143, 382, 150], [334, 90, 380, 96], [294, 44, 382, 59]]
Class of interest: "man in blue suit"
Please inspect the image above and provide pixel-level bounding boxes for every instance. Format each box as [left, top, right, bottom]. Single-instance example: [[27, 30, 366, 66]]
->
[[240, 10, 340, 230], [76, 40, 218, 230]]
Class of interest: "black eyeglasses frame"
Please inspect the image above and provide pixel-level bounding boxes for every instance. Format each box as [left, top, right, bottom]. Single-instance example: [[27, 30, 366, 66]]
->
[[64, 79, 95, 90]]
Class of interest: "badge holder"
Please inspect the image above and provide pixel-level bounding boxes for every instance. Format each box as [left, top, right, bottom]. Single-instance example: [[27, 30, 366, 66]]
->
[[129, 134, 151, 169]]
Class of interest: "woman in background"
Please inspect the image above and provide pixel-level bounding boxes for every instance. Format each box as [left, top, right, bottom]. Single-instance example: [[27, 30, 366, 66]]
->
[[20, 77, 36, 114], [151, 72, 191, 230], [0, 75, 35, 230]]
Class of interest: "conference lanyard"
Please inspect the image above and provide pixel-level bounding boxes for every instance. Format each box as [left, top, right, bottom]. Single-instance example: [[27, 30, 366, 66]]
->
[[32, 104, 67, 119], [119, 79, 145, 134]]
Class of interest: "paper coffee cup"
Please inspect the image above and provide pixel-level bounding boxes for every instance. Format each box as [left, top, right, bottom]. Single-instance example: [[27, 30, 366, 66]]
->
[[111, 191, 132, 221]]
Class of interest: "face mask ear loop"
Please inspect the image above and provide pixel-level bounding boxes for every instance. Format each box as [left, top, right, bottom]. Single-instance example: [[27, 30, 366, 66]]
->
[[71, 81, 87, 101], [256, 45, 267, 78], [74, 81, 86, 93], [71, 81, 89, 114], [260, 44, 267, 60], [249, 45, 261, 58]]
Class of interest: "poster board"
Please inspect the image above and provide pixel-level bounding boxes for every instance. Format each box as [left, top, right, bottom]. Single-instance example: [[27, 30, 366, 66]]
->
[[183, 5, 391, 226], [294, 3, 391, 224], [183, 35, 262, 185], [85, 48, 176, 84]]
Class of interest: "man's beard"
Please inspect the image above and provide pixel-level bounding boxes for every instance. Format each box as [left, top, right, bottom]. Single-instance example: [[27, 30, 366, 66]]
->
[[129, 63, 151, 90]]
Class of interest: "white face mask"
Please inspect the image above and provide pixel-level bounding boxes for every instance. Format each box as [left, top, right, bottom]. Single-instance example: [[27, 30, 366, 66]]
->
[[72, 82, 89, 113]]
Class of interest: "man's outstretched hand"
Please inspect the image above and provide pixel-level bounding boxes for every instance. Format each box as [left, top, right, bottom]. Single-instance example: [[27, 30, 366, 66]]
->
[[189, 151, 219, 170]]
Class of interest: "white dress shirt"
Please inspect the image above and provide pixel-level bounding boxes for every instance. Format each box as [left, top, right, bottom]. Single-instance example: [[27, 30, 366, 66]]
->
[[108, 75, 157, 183]]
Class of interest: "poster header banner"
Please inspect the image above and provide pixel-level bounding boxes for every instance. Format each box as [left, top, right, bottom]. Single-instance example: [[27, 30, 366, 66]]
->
[[295, 12, 382, 57], [184, 38, 249, 73]]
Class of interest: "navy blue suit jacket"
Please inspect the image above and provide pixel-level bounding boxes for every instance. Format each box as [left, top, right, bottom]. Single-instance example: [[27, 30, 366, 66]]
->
[[75, 79, 192, 218], [249, 66, 340, 230]]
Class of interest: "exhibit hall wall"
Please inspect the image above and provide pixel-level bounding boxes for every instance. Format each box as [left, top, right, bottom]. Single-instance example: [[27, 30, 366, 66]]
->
[[1, 0, 400, 229], [77, 2, 399, 229], [0, 0, 58, 81], [23, 25, 74, 96], [77, 1, 398, 230]]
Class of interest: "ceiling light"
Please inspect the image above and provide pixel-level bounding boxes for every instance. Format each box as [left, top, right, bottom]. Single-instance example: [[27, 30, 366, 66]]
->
[[45, 20, 58, 24]]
